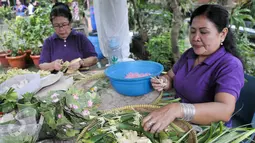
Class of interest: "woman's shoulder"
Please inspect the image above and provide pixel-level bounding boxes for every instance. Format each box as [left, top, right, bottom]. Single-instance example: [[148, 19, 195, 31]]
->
[[221, 52, 243, 68], [215, 52, 244, 75]]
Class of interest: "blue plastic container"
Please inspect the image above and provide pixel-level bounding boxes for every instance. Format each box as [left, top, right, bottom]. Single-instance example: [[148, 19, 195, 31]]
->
[[88, 35, 104, 59], [105, 61, 164, 96], [90, 6, 97, 31]]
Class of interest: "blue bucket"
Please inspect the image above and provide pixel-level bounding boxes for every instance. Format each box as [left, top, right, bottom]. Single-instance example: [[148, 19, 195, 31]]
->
[[105, 61, 164, 96], [90, 6, 97, 31], [88, 35, 104, 59]]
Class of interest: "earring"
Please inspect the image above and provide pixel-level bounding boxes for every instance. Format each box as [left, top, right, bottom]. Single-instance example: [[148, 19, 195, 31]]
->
[[220, 40, 224, 45]]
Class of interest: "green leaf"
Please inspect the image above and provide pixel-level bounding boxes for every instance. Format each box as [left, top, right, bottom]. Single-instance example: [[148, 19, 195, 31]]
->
[[5, 88, 18, 102], [66, 129, 80, 137]]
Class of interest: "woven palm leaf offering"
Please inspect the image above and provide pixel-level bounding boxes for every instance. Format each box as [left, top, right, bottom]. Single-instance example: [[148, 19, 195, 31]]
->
[[37, 86, 101, 140], [76, 104, 197, 143]]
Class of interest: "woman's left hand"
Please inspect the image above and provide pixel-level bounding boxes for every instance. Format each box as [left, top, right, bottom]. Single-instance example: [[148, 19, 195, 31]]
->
[[142, 103, 182, 133], [68, 61, 81, 71]]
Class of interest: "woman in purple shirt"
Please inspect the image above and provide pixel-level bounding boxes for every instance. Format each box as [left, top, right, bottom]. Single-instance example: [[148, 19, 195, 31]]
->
[[39, 2, 97, 72], [143, 4, 244, 132]]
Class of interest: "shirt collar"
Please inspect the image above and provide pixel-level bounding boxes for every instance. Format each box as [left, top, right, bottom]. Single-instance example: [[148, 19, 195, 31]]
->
[[52, 29, 78, 40], [186, 46, 227, 65]]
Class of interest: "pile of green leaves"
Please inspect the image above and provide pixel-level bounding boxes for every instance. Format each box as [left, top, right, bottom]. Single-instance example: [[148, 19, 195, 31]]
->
[[78, 110, 192, 143], [197, 122, 255, 143]]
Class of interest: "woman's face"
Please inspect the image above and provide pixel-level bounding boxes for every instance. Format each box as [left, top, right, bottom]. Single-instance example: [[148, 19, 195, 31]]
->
[[16, 0, 21, 5], [52, 16, 72, 39], [189, 15, 227, 56]]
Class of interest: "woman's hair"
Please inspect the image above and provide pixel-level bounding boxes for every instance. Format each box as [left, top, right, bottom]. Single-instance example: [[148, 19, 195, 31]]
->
[[190, 4, 242, 62], [50, 2, 72, 23]]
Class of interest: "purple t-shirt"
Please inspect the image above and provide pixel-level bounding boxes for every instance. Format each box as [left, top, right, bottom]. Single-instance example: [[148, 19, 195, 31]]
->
[[39, 30, 97, 64], [172, 46, 244, 127]]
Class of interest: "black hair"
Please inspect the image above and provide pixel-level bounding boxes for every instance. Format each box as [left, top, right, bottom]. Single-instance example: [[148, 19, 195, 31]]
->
[[190, 4, 242, 62], [50, 2, 72, 23]]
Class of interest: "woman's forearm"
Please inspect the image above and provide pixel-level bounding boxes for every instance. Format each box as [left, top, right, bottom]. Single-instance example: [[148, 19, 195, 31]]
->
[[80, 56, 98, 67], [190, 93, 236, 125], [39, 62, 55, 71], [191, 102, 233, 125]]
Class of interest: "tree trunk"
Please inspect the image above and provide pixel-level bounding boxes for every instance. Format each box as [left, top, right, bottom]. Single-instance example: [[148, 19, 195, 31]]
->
[[169, 0, 183, 62], [130, 0, 142, 31]]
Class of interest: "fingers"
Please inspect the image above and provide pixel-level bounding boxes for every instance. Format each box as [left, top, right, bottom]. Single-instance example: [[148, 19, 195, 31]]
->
[[150, 122, 161, 133], [151, 76, 169, 91], [54, 59, 63, 71], [143, 117, 165, 133], [142, 115, 152, 127], [69, 62, 81, 70], [142, 105, 176, 133]]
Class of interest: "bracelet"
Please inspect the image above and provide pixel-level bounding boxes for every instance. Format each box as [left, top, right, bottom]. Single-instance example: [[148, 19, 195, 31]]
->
[[180, 103, 196, 121]]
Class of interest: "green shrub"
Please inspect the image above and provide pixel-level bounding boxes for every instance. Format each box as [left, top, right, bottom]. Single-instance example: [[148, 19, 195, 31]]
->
[[146, 33, 174, 71]]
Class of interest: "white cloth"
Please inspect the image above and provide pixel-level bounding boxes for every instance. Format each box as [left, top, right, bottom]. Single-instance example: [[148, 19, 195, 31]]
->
[[28, 3, 34, 15], [94, 0, 131, 59]]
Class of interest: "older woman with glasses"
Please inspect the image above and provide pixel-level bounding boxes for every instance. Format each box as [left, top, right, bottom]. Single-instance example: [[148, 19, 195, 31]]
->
[[39, 2, 98, 72]]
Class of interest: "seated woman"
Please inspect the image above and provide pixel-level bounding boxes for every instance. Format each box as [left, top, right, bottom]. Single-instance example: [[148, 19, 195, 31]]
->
[[142, 4, 244, 133], [13, 0, 27, 16], [39, 2, 98, 72]]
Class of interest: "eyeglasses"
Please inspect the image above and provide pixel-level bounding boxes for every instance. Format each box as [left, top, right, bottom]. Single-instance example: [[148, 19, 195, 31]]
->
[[52, 22, 70, 29]]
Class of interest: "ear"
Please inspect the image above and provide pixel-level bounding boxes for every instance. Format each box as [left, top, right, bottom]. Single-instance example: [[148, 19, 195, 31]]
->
[[220, 28, 228, 41]]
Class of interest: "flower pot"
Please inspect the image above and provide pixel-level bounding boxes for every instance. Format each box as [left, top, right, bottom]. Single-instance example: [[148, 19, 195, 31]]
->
[[6, 53, 27, 69], [30, 55, 40, 68], [0, 51, 10, 67]]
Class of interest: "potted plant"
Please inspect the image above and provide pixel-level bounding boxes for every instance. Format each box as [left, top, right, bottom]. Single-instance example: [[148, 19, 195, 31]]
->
[[0, 88, 18, 113], [3, 33, 27, 69], [17, 92, 39, 111], [0, 46, 10, 67], [0, 32, 11, 67], [30, 40, 43, 68]]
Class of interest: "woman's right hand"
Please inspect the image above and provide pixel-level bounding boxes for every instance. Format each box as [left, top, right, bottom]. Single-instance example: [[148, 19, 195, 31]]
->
[[52, 59, 63, 71], [151, 76, 170, 91]]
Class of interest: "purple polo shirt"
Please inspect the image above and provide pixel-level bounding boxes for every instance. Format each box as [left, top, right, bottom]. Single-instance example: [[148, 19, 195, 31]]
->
[[173, 46, 244, 127], [40, 30, 97, 64]]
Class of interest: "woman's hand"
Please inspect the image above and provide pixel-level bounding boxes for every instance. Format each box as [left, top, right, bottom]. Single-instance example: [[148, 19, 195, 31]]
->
[[68, 61, 81, 71], [151, 76, 170, 91], [142, 103, 182, 133], [52, 59, 63, 71]]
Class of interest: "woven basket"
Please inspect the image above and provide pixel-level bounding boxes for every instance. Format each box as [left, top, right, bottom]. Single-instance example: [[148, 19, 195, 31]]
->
[[77, 104, 197, 143]]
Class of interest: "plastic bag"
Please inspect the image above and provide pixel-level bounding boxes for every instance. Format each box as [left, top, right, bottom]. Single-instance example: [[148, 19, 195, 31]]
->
[[0, 74, 41, 99], [0, 108, 43, 143], [94, 0, 131, 59]]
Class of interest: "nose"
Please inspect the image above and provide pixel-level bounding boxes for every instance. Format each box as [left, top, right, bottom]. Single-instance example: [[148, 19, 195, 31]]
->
[[192, 33, 201, 42]]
